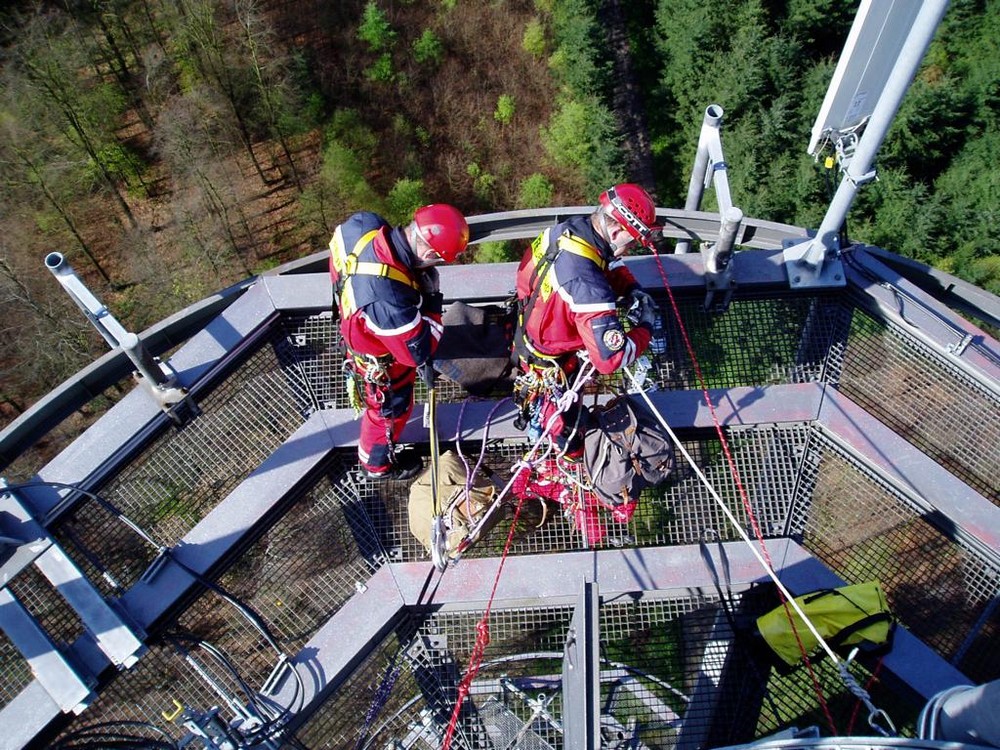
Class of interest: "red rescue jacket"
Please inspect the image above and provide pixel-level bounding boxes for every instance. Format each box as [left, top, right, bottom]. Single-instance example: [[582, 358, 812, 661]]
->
[[516, 215, 651, 375], [330, 212, 442, 366]]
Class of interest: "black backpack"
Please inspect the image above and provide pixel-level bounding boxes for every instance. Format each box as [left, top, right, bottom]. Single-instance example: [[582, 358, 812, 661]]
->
[[584, 395, 675, 506]]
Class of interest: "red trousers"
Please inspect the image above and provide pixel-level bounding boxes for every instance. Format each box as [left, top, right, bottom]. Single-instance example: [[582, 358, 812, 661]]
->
[[356, 360, 416, 473]]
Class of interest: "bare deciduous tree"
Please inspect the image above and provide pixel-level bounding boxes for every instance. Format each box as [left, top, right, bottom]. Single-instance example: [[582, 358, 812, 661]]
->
[[15, 10, 140, 229]]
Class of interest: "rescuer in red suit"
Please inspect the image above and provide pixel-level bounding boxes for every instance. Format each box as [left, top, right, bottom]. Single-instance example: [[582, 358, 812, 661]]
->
[[513, 183, 663, 456], [330, 204, 469, 480]]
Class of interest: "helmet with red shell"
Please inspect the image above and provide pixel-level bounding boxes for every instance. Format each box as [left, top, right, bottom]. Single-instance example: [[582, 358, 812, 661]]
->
[[411, 204, 470, 263], [598, 183, 658, 242]]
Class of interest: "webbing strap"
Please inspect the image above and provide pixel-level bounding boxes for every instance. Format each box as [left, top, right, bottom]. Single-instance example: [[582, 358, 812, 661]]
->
[[517, 229, 605, 362], [348, 261, 419, 288], [332, 228, 420, 316], [556, 231, 604, 267]]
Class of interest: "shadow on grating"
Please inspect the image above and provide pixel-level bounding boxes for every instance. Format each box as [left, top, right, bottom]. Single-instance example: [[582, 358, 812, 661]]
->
[[293, 590, 922, 749]]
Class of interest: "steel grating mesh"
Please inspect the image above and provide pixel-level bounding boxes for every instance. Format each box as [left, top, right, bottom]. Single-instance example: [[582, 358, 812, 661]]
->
[[292, 592, 920, 750], [0, 566, 88, 715], [5, 281, 998, 744], [352, 425, 811, 564], [183, 453, 389, 655], [50, 323, 315, 595], [652, 294, 849, 390], [837, 308, 1000, 504], [50, 637, 258, 747], [788, 431, 1000, 683], [5, 563, 85, 653], [277, 311, 343, 411], [0, 628, 32, 708], [285, 294, 850, 410]]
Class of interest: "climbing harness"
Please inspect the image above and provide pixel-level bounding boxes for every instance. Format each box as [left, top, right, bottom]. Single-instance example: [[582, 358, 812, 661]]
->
[[331, 224, 419, 318], [345, 352, 408, 463], [452, 359, 597, 560]]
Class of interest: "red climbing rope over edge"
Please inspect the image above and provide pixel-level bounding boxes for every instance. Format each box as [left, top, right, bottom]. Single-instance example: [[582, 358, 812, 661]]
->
[[648, 245, 839, 735], [441, 493, 528, 750]]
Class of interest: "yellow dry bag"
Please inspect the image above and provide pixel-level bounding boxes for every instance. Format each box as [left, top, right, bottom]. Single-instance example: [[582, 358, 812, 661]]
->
[[756, 580, 895, 666]]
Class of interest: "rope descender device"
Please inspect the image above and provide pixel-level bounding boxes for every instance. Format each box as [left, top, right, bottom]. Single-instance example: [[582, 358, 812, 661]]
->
[[426, 382, 448, 572]]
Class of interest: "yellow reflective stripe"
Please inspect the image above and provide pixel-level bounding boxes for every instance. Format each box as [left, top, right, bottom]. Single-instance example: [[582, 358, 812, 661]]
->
[[340, 278, 358, 316], [329, 225, 347, 273], [556, 233, 605, 268], [530, 228, 551, 264], [351, 261, 419, 289]]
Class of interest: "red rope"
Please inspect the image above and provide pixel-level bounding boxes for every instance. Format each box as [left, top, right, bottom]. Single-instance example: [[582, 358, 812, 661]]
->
[[649, 247, 839, 735], [441, 493, 528, 750]]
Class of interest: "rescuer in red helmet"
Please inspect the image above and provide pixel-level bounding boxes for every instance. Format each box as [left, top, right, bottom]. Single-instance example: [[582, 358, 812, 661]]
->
[[330, 203, 470, 480], [513, 183, 663, 457]]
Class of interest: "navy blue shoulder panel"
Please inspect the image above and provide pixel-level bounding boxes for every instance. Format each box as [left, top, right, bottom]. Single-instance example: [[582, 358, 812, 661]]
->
[[340, 211, 389, 250], [350, 224, 422, 329], [556, 251, 617, 308]]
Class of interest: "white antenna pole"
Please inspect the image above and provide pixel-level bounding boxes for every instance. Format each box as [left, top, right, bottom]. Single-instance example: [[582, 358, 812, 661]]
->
[[800, 0, 951, 272]]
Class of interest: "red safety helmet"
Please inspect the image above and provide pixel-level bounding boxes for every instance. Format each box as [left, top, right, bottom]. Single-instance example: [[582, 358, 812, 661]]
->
[[598, 183, 657, 242], [412, 204, 470, 263]]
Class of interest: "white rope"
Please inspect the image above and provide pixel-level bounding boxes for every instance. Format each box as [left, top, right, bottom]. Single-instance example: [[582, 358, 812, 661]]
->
[[454, 361, 597, 555], [622, 366, 842, 664]]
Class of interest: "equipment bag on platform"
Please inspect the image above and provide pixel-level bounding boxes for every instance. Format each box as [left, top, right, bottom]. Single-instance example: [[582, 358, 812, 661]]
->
[[583, 395, 675, 506], [756, 580, 896, 666], [408, 450, 499, 556], [433, 300, 516, 396]]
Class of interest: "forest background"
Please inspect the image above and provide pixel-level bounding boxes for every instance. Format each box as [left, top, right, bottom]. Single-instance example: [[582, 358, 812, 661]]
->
[[1, 0, 998, 441]]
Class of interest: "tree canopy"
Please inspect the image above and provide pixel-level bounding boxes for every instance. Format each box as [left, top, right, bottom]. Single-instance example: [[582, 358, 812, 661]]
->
[[0, 0, 997, 431]]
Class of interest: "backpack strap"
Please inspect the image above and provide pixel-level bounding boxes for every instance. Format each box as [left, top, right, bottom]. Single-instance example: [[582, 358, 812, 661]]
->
[[515, 229, 605, 364], [332, 226, 420, 317], [826, 612, 895, 651]]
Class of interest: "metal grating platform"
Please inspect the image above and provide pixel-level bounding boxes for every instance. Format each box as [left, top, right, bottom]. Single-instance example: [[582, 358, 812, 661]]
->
[[0, 236, 997, 749]]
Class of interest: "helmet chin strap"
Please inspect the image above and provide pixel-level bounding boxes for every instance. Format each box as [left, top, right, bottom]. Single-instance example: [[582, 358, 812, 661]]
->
[[598, 210, 633, 254]]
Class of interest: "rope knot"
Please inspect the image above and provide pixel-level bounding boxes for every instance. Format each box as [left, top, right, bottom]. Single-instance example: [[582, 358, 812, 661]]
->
[[475, 620, 491, 646]]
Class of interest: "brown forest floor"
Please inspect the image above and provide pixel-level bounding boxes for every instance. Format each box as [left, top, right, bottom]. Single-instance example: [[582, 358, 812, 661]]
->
[[1, 0, 567, 474]]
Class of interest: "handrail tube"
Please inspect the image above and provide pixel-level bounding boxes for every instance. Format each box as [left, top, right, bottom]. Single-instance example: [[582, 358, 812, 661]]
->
[[45, 253, 129, 348], [677, 105, 728, 253]]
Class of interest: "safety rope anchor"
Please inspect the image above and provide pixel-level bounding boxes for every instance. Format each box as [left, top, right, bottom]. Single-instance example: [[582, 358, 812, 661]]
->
[[838, 651, 897, 738]]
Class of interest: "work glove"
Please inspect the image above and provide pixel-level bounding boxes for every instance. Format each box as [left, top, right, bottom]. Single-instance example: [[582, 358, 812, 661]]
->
[[626, 289, 660, 330], [421, 291, 444, 316], [418, 268, 443, 315], [417, 360, 437, 390]]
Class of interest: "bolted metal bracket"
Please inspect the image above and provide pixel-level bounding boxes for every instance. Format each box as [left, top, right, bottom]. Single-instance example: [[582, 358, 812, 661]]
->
[[131, 370, 200, 426], [701, 241, 737, 312], [782, 237, 847, 290]]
